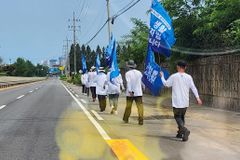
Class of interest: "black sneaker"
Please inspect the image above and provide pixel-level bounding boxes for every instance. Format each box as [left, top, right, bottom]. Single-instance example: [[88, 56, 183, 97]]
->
[[182, 130, 190, 142], [138, 121, 143, 125], [123, 119, 129, 123], [176, 131, 183, 138]]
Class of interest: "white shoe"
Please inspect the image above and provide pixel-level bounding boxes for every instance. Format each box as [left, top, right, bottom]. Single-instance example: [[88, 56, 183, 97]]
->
[[113, 111, 118, 115]]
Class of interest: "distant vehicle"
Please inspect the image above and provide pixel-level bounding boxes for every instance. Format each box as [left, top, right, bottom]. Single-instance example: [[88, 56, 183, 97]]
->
[[48, 67, 60, 77]]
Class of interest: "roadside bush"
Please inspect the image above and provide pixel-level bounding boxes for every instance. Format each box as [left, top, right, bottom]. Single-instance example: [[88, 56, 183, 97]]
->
[[66, 76, 73, 83], [60, 75, 67, 81], [72, 74, 82, 85]]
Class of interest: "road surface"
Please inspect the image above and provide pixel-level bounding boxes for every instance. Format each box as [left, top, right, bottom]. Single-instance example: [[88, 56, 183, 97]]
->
[[0, 78, 239, 160]]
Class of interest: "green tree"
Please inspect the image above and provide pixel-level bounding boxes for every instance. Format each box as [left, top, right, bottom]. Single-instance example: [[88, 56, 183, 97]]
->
[[3, 65, 15, 76], [69, 44, 74, 74], [14, 58, 27, 76], [121, 18, 149, 69], [101, 47, 106, 67], [0, 57, 3, 65], [76, 44, 81, 73], [35, 64, 48, 77], [23, 60, 35, 77], [69, 43, 81, 74]]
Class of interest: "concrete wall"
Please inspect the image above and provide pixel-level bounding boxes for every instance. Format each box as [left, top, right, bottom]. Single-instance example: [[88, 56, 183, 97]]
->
[[187, 53, 240, 112]]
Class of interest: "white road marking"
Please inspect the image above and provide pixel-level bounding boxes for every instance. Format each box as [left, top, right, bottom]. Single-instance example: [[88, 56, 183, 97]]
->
[[35, 88, 38, 90], [80, 99, 87, 104], [91, 110, 104, 121], [0, 105, 6, 110], [29, 90, 33, 93], [61, 83, 111, 140], [75, 94, 79, 97], [16, 95, 25, 99]]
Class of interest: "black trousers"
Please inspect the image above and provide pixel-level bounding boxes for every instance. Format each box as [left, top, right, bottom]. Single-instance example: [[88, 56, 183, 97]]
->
[[82, 85, 85, 93], [123, 96, 144, 122], [90, 87, 96, 99], [173, 107, 187, 133], [98, 95, 107, 111], [86, 87, 90, 96]]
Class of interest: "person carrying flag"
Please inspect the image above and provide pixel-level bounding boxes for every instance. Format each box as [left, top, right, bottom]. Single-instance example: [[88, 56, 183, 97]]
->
[[93, 67, 108, 112], [107, 69, 124, 115], [160, 60, 202, 141], [123, 60, 145, 125]]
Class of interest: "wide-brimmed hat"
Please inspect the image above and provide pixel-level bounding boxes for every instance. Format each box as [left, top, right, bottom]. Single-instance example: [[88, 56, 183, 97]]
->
[[126, 60, 137, 68], [98, 67, 105, 72]]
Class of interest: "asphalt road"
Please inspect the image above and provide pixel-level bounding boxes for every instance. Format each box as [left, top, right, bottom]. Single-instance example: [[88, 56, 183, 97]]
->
[[0, 79, 116, 160], [0, 78, 239, 160]]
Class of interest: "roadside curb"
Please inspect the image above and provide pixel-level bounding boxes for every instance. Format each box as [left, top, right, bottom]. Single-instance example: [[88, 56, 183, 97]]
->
[[0, 78, 46, 89]]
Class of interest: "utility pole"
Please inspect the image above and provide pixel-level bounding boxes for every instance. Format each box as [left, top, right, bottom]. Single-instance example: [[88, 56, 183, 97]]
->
[[73, 12, 77, 75], [68, 12, 80, 75], [63, 37, 71, 76], [106, 0, 111, 43]]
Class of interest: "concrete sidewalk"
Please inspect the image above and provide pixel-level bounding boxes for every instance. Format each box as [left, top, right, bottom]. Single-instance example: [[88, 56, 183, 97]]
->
[[64, 82, 240, 160]]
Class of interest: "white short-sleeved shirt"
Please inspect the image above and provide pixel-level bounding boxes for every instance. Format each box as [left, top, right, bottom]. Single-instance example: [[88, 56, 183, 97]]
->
[[107, 72, 124, 95], [125, 69, 143, 97], [93, 72, 108, 95], [88, 71, 97, 87], [81, 73, 88, 85], [161, 72, 200, 108]]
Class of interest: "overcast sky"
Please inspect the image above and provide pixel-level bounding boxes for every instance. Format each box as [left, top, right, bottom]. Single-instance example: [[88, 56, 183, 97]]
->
[[0, 0, 151, 64]]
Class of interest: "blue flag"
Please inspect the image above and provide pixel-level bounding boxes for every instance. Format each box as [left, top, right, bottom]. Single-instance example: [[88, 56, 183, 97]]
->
[[110, 37, 120, 82], [148, 0, 176, 57], [142, 47, 169, 96], [96, 53, 101, 74], [105, 35, 115, 67], [81, 55, 87, 74]]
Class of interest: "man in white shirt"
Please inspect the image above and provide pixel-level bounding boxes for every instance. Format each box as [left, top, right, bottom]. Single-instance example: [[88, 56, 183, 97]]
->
[[93, 67, 108, 112], [88, 66, 97, 102], [160, 60, 202, 141], [80, 70, 88, 95], [123, 60, 145, 125], [107, 70, 125, 115]]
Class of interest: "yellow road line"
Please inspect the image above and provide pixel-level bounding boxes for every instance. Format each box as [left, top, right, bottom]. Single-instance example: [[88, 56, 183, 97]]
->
[[107, 139, 149, 160]]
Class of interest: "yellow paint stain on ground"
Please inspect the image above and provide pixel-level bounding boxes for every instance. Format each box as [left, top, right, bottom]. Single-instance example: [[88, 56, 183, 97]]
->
[[55, 108, 113, 160], [107, 139, 149, 160]]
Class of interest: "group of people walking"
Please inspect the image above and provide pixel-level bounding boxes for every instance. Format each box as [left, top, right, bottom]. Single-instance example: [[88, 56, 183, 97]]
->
[[80, 59, 202, 141], [80, 66, 125, 114]]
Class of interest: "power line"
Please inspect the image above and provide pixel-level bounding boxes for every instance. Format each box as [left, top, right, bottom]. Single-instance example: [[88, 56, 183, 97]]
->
[[77, 0, 87, 19], [85, 20, 108, 45], [84, 0, 142, 45], [112, 0, 141, 22], [113, 0, 135, 18]]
